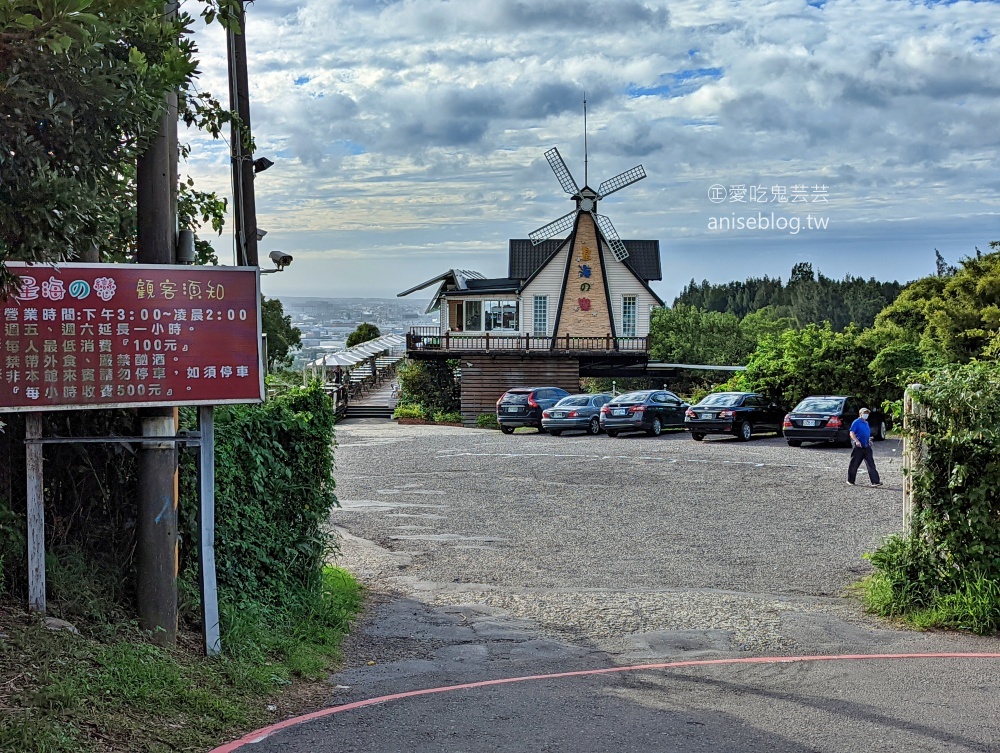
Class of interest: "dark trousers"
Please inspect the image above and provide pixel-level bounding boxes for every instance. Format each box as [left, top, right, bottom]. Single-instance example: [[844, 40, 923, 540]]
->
[[848, 444, 880, 484]]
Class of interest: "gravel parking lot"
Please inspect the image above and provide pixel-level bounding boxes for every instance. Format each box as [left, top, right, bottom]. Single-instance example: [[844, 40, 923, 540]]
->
[[330, 421, 909, 656]]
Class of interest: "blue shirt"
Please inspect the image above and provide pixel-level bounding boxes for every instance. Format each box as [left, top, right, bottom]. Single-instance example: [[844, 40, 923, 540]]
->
[[850, 417, 871, 447]]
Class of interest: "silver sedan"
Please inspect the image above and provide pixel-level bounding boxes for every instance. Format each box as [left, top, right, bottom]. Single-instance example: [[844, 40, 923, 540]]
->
[[540, 393, 613, 436]]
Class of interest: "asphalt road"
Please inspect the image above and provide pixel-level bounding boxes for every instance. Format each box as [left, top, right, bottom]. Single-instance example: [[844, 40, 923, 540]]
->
[[228, 422, 1000, 753]]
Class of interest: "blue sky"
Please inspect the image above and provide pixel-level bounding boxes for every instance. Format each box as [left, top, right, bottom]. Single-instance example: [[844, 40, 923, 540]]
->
[[184, 0, 1000, 303]]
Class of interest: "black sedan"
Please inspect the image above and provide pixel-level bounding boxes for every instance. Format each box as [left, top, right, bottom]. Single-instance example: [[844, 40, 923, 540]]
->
[[783, 395, 888, 446], [541, 393, 613, 436], [684, 392, 785, 441], [599, 390, 689, 437]]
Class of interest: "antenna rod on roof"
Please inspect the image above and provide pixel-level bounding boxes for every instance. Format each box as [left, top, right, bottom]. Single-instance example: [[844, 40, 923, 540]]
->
[[583, 94, 588, 187]]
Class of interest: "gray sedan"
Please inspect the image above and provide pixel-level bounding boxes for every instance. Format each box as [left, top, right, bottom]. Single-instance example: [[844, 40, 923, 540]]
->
[[541, 393, 613, 436]]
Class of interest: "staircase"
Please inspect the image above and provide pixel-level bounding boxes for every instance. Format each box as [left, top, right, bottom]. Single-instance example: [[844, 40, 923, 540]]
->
[[342, 403, 394, 420]]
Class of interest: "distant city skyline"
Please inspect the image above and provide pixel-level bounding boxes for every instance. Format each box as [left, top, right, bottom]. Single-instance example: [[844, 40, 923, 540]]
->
[[186, 1, 999, 304]]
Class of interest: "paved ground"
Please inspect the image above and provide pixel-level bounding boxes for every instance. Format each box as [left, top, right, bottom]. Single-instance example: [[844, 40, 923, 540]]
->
[[231, 421, 1000, 753]]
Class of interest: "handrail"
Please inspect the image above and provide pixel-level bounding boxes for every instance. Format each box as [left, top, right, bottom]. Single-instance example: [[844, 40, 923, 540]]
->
[[406, 328, 648, 352]]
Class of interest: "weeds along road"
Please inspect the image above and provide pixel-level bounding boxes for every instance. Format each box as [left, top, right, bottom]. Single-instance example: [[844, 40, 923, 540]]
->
[[331, 421, 905, 655], [240, 421, 1000, 753]]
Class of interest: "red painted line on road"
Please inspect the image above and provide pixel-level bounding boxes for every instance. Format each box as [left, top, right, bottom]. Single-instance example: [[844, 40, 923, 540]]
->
[[210, 652, 1000, 751]]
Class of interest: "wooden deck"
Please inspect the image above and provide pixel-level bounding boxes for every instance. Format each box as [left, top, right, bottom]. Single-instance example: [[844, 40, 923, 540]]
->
[[406, 327, 649, 354]]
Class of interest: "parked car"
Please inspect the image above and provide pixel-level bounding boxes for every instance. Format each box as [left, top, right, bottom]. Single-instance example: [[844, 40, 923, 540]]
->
[[541, 393, 613, 436], [782, 395, 888, 446], [497, 386, 570, 434], [684, 392, 786, 441], [599, 390, 689, 437]]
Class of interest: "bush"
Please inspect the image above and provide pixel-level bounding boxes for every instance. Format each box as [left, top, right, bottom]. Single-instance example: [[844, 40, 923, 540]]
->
[[861, 362, 1000, 634], [433, 411, 464, 424], [476, 413, 500, 430], [179, 382, 339, 606], [396, 359, 460, 415], [393, 404, 425, 420]]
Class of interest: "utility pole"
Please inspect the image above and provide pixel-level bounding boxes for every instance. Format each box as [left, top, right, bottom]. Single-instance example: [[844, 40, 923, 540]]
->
[[135, 1, 180, 646], [228, 1, 259, 267]]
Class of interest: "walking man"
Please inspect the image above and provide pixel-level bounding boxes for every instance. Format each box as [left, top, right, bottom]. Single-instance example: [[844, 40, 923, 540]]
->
[[847, 407, 882, 486]]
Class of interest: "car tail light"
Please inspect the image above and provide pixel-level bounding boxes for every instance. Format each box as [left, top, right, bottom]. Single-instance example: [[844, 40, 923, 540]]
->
[[630, 405, 645, 413], [600, 405, 609, 415], [497, 394, 506, 409], [567, 410, 578, 418], [827, 415, 842, 428], [782, 414, 792, 428], [685, 409, 696, 418], [542, 410, 550, 418], [719, 409, 735, 418], [528, 394, 539, 408]]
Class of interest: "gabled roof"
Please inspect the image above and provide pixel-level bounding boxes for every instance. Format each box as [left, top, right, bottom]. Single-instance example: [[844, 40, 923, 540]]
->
[[508, 239, 662, 281]]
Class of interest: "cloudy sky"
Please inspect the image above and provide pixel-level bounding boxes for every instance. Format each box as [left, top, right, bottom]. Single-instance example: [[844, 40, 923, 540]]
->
[[184, 0, 1000, 304]]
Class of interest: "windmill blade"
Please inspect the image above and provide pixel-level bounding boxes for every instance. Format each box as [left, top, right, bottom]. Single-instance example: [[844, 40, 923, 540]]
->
[[593, 212, 630, 261], [545, 147, 580, 195], [598, 165, 646, 199], [529, 210, 578, 245]]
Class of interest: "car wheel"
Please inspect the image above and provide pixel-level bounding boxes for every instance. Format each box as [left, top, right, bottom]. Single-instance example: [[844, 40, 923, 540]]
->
[[874, 420, 887, 441], [787, 439, 802, 447], [606, 429, 620, 438], [548, 429, 562, 436], [691, 433, 705, 441], [500, 425, 514, 435], [588, 417, 600, 435], [647, 417, 662, 437], [738, 421, 752, 441]]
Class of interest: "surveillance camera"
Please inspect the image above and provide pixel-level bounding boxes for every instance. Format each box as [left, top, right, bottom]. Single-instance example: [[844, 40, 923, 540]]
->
[[269, 250, 293, 269]]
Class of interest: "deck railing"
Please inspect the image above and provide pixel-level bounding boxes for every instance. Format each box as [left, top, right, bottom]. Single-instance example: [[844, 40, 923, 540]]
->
[[406, 327, 648, 353]]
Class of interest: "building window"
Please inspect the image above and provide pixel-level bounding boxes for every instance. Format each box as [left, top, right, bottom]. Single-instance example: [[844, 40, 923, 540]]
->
[[484, 299, 518, 331], [532, 296, 548, 335], [622, 295, 637, 337], [464, 301, 482, 331]]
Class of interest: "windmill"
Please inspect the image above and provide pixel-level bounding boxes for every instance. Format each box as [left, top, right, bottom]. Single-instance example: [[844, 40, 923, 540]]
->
[[528, 146, 645, 262]]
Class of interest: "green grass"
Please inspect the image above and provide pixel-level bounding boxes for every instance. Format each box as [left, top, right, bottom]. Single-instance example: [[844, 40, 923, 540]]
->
[[0, 567, 363, 753]]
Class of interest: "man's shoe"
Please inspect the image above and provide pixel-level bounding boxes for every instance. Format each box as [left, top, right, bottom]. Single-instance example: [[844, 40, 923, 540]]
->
[[871, 482, 883, 487], [846, 480, 855, 486]]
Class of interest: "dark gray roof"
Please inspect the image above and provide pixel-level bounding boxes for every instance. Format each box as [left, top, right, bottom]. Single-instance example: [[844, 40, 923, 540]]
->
[[446, 277, 520, 295], [508, 239, 662, 281]]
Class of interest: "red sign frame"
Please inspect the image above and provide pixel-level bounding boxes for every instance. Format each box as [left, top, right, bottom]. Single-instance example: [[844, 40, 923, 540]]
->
[[0, 263, 264, 412]]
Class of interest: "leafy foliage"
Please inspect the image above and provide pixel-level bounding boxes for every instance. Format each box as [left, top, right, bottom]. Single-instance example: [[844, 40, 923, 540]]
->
[[649, 304, 755, 366], [346, 322, 380, 348], [396, 359, 460, 416], [180, 383, 339, 605], [862, 362, 1000, 634], [476, 413, 500, 429], [0, 1, 236, 288], [261, 297, 302, 370], [722, 323, 878, 408]]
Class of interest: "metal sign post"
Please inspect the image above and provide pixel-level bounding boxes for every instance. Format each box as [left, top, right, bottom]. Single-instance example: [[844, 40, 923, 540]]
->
[[197, 405, 220, 656]]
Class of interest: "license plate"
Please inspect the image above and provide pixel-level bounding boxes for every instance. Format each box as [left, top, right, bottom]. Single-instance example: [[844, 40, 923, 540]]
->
[[802, 419, 817, 427], [700, 413, 713, 419], [505, 407, 518, 413], [612, 409, 626, 416], [552, 412, 564, 418]]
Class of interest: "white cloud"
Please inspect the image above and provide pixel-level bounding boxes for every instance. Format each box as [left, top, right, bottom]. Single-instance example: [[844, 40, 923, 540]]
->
[[185, 0, 1000, 299]]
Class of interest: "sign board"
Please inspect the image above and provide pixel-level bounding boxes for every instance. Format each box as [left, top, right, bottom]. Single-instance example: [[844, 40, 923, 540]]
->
[[0, 263, 264, 412]]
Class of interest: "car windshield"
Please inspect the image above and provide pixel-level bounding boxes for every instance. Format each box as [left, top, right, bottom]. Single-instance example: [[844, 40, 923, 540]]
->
[[794, 397, 844, 413], [501, 392, 529, 405], [697, 393, 743, 407], [611, 391, 651, 404], [556, 396, 591, 407]]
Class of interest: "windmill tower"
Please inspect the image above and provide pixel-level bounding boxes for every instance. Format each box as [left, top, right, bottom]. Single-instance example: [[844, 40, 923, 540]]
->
[[529, 145, 645, 341]]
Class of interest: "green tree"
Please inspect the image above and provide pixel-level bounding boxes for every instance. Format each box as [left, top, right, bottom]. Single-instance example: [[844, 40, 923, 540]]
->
[[261, 297, 301, 370], [649, 305, 754, 365], [396, 359, 460, 415], [346, 322, 381, 348], [0, 0, 239, 290], [727, 323, 878, 408]]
